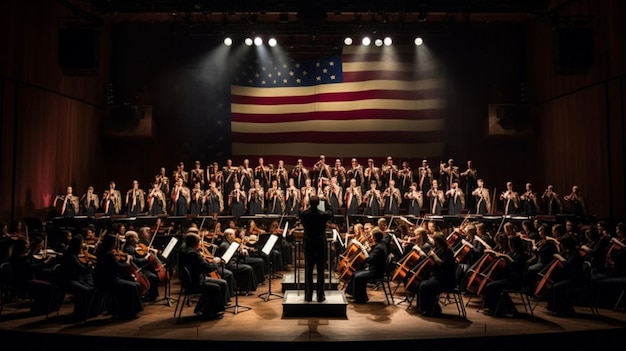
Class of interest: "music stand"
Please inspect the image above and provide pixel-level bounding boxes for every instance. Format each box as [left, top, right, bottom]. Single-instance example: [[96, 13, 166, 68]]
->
[[152, 237, 179, 306], [222, 241, 252, 314], [258, 234, 283, 302]]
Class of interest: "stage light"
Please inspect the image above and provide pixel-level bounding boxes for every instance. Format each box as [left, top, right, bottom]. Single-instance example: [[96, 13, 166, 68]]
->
[[374, 39, 383, 47], [223, 37, 233, 46], [384, 37, 392, 46], [254, 37, 263, 46], [344, 37, 353, 46], [414, 37, 424, 46], [245, 37, 253, 46], [268, 38, 277, 47], [362, 37, 371, 46]]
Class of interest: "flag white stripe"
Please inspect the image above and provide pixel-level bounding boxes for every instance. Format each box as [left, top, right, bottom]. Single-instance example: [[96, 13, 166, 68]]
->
[[232, 119, 445, 133]]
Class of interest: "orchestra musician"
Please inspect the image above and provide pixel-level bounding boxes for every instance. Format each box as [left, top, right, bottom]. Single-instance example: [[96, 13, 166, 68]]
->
[[417, 159, 433, 201], [123, 231, 159, 302], [445, 182, 465, 216], [581, 221, 612, 278], [172, 162, 189, 187], [593, 222, 626, 307], [563, 185, 587, 216], [541, 185, 562, 216], [93, 234, 144, 320], [363, 180, 383, 216], [228, 182, 247, 219], [426, 179, 444, 216], [125, 180, 146, 217], [346, 158, 365, 192], [545, 234, 585, 316], [345, 228, 388, 304], [285, 178, 301, 215], [345, 178, 362, 216], [204, 180, 224, 217], [171, 177, 190, 216], [520, 182, 539, 216], [177, 232, 227, 320], [190, 182, 205, 215], [266, 179, 285, 215], [525, 224, 558, 287], [364, 158, 381, 189], [239, 158, 254, 191], [290, 158, 309, 190], [301, 178, 317, 212], [254, 157, 271, 191], [147, 180, 166, 216], [331, 158, 347, 189], [247, 178, 265, 215], [55, 186, 80, 218], [380, 156, 399, 190], [155, 167, 170, 196], [460, 160, 478, 214], [324, 176, 343, 216], [382, 179, 402, 216], [80, 186, 99, 217], [500, 182, 520, 216], [472, 179, 491, 215], [439, 158, 459, 193], [417, 232, 457, 317], [482, 235, 530, 316]]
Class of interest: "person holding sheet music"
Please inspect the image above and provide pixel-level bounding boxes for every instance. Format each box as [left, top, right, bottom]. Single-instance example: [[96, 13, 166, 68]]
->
[[299, 195, 333, 302]]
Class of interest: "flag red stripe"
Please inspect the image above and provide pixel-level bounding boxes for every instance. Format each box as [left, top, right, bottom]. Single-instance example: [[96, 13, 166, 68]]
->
[[231, 89, 442, 105], [231, 109, 444, 123], [342, 70, 439, 82], [232, 131, 446, 145]]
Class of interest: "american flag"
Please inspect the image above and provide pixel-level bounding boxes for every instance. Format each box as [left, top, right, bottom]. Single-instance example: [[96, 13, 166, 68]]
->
[[230, 45, 446, 167]]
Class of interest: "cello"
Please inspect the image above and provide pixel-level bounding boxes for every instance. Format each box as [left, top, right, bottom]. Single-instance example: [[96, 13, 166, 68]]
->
[[141, 221, 169, 286], [403, 254, 436, 294], [337, 240, 369, 284], [533, 254, 566, 299], [391, 245, 424, 285], [474, 250, 510, 297], [114, 234, 151, 296]]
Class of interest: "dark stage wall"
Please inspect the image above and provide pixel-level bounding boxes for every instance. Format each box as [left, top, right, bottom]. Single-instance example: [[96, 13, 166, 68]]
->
[[1, 0, 625, 223]]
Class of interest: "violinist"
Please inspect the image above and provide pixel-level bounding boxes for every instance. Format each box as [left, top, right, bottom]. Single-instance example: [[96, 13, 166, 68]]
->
[[268, 219, 294, 268], [247, 220, 284, 272], [93, 234, 144, 320], [345, 228, 388, 304], [8, 236, 59, 315], [123, 231, 159, 302], [177, 233, 228, 319], [55, 229, 73, 256], [545, 234, 585, 316], [417, 232, 457, 317], [215, 228, 260, 294], [58, 234, 101, 321], [482, 235, 530, 316]]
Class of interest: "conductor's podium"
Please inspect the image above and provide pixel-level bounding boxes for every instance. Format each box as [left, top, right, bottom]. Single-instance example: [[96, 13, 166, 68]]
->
[[282, 290, 348, 318]]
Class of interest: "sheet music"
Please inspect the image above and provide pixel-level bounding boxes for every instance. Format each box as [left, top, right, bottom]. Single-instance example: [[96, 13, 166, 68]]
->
[[161, 237, 179, 259], [391, 233, 402, 254], [221, 241, 240, 264], [262, 235, 279, 256], [282, 222, 289, 238], [333, 229, 344, 247]]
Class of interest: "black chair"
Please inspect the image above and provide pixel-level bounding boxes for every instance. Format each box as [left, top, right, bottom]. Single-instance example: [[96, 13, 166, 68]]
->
[[369, 254, 396, 305], [436, 265, 467, 319], [567, 260, 599, 316], [173, 266, 202, 323], [494, 269, 535, 317]]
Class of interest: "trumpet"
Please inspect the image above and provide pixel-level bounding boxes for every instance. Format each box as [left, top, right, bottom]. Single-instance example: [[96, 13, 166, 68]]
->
[[564, 192, 576, 201]]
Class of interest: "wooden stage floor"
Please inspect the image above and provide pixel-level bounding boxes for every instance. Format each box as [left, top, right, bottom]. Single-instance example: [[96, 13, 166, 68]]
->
[[1, 271, 625, 350]]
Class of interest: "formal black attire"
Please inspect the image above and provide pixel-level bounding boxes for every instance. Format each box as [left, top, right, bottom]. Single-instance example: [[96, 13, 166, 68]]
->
[[215, 240, 258, 293], [93, 250, 144, 319], [345, 241, 388, 303], [483, 251, 530, 315], [299, 205, 332, 301], [418, 246, 456, 316], [547, 250, 585, 315], [58, 252, 100, 320], [123, 244, 159, 301]]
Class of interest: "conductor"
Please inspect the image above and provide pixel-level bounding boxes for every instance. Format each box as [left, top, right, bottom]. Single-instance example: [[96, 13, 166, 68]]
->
[[299, 195, 332, 302]]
